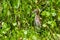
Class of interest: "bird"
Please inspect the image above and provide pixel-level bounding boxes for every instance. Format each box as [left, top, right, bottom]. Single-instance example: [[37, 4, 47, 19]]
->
[[33, 9, 42, 32]]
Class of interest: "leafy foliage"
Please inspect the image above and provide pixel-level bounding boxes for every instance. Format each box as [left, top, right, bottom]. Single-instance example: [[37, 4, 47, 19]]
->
[[0, 0, 60, 40]]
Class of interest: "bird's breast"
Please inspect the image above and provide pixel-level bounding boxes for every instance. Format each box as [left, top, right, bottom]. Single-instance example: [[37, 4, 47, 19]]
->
[[35, 15, 41, 26]]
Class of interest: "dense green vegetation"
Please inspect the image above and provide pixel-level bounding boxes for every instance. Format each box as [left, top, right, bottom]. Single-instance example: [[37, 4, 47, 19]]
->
[[0, 0, 60, 40]]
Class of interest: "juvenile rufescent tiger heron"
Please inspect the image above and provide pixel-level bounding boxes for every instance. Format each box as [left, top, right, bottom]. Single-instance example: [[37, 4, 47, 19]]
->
[[33, 9, 42, 32]]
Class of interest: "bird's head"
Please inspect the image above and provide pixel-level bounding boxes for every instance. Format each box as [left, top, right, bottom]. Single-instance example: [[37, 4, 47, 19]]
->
[[32, 9, 39, 15]]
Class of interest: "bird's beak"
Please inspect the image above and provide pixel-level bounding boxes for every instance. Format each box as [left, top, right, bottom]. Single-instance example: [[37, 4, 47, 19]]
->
[[32, 10, 35, 14]]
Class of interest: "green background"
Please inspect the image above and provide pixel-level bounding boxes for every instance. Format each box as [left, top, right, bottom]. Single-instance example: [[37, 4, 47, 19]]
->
[[0, 0, 60, 40]]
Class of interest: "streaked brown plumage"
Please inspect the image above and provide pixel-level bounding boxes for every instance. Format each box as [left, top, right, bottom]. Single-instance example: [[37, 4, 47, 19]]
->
[[33, 9, 41, 27], [35, 14, 41, 27], [33, 9, 42, 31]]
